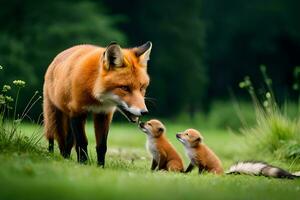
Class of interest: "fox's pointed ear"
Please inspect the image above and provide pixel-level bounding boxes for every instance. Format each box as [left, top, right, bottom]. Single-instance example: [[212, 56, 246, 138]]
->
[[103, 42, 124, 70], [135, 41, 152, 66]]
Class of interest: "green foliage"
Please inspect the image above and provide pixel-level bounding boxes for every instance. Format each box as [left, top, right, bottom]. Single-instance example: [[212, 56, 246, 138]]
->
[[0, 0, 127, 117], [1, 0, 300, 119], [204, 0, 300, 99], [208, 101, 256, 130], [293, 66, 300, 91], [173, 101, 256, 130], [240, 66, 300, 161], [0, 66, 43, 154]]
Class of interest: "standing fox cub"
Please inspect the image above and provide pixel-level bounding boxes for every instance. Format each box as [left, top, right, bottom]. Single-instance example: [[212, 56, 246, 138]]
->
[[43, 41, 152, 166], [176, 129, 223, 174], [139, 119, 184, 172]]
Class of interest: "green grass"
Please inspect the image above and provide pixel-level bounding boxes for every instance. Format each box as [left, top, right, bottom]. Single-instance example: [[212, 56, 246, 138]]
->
[[0, 122, 300, 200], [242, 112, 300, 161], [238, 66, 300, 161]]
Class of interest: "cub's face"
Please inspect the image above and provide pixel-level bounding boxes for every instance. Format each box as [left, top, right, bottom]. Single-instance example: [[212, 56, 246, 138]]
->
[[138, 119, 165, 138], [176, 129, 203, 148]]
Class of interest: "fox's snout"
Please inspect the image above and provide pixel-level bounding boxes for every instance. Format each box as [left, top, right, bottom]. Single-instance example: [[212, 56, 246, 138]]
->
[[128, 106, 148, 116], [115, 95, 149, 123], [140, 109, 148, 116], [139, 121, 145, 128], [176, 133, 186, 144], [138, 121, 149, 134], [121, 104, 148, 116]]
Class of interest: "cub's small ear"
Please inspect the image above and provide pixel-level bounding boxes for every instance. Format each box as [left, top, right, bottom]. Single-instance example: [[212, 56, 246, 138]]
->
[[195, 137, 203, 143], [158, 127, 164, 133], [103, 42, 124, 70], [135, 41, 152, 66]]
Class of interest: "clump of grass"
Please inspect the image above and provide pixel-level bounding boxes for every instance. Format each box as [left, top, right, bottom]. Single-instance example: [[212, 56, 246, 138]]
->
[[239, 65, 300, 161], [0, 65, 44, 154]]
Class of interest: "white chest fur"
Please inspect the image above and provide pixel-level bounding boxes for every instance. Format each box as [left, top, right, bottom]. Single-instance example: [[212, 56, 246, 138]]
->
[[85, 93, 118, 113], [186, 148, 197, 165], [146, 137, 159, 161]]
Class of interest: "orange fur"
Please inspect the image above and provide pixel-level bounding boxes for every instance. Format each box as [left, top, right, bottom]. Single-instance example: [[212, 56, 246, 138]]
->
[[43, 42, 152, 162], [177, 129, 223, 175], [139, 119, 184, 172], [44, 45, 149, 116]]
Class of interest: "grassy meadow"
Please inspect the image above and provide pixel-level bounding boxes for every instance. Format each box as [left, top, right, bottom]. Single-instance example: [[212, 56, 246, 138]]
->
[[0, 120, 299, 200], [1, 1, 300, 199]]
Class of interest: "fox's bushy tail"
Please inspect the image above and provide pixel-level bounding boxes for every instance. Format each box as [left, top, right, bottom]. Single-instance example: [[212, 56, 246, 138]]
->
[[226, 161, 300, 179]]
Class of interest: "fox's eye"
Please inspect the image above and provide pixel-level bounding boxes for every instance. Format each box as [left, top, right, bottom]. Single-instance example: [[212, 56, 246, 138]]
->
[[147, 123, 152, 127], [119, 86, 130, 92], [140, 87, 146, 95], [141, 85, 147, 91]]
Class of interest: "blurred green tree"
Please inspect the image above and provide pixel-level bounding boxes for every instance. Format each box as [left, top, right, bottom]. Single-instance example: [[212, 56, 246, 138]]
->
[[1, 0, 300, 120], [0, 0, 126, 117], [203, 0, 300, 102], [103, 0, 207, 118]]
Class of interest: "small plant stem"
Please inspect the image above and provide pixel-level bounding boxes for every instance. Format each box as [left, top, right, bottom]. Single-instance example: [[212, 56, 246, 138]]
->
[[13, 88, 20, 121], [20, 96, 41, 121], [21, 92, 38, 119]]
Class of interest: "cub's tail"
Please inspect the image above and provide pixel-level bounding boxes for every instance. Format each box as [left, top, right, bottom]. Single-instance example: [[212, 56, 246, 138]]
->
[[226, 161, 300, 179], [292, 171, 300, 177]]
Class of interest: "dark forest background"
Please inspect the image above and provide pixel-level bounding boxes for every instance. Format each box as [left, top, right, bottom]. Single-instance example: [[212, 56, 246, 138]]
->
[[0, 0, 299, 120]]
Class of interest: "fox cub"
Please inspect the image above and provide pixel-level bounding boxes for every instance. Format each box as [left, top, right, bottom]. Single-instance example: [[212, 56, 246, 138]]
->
[[139, 119, 184, 172], [176, 129, 223, 175]]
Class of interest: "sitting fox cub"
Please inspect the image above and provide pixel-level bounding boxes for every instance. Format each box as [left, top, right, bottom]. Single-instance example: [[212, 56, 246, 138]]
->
[[139, 119, 184, 172], [176, 128, 300, 179], [176, 129, 224, 175]]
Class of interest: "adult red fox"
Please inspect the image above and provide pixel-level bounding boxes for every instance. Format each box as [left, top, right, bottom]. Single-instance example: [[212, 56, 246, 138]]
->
[[43, 41, 152, 166]]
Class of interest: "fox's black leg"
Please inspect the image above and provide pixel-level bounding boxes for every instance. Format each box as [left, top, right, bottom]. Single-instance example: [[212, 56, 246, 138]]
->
[[157, 156, 167, 170], [48, 138, 54, 153], [151, 159, 158, 170], [198, 165, 205, 174], [184, 162, 194, 173], [94, 112, 113, 167], [70, 115, 88, 164], [63, 123, 74, 158]]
